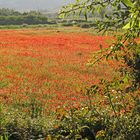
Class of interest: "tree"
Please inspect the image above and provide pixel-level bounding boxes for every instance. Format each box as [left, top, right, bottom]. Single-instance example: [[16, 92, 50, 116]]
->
[[60, 0, 140, 94], [60, 0, 139, 31], [59, 0, 140, 139]]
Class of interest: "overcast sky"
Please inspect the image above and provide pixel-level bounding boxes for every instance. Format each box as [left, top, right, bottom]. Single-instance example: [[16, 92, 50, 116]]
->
[[0, 0, 75, 12]]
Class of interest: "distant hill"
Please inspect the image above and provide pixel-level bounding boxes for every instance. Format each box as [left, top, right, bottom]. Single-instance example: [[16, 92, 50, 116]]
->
[[0, 0, 75, 12]]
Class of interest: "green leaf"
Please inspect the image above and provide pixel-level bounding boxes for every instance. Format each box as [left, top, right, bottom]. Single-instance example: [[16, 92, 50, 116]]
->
[[84, 11, 87, 21], [123, 21, 134, 29], [97, 6, 101, 14], [123, 75, 129, 84], [0, 81, 8, 88], [59, 13, 65, 19], [122, 0, 134, 8]]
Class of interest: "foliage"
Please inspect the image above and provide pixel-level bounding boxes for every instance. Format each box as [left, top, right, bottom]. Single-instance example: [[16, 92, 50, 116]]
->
[[0, 15, 49, 25], [0, 8, 21, 16], [59, 0, 140, 139], [0, 8, 49, 25], [60, 0, 140, 30]]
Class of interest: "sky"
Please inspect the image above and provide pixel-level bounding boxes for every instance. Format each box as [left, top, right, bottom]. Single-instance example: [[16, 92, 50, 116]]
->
[[0, 0, 75, 12]]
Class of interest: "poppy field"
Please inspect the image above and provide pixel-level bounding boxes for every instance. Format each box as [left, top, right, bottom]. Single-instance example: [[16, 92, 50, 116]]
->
[[0, 27, 139, 140], [0, 28, 116, 111]]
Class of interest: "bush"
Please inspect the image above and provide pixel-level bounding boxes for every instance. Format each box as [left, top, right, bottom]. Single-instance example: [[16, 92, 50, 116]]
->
[[60, 22, 74, 27], [77, 22, 95, 28]]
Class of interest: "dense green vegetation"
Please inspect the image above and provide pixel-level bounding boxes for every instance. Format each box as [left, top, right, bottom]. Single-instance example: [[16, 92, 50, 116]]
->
[[0, 8, 98, 28], [0, 8, 51, 25], [60, 0, 140, 139]]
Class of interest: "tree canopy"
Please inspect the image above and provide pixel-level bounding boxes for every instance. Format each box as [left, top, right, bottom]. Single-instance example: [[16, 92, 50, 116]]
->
[[59, 2, 140, 139], [60, 0, 139, 33]]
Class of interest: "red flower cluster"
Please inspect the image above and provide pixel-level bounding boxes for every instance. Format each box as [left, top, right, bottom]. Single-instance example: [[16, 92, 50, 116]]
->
[[0, 29, 114, 112]]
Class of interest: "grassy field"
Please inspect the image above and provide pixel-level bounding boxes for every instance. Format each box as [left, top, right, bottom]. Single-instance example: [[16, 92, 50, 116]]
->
[[0, 27, 139, 140]]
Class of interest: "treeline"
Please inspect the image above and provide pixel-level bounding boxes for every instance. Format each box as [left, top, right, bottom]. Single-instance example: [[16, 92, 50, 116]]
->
[[0, 8, 52, 25]]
